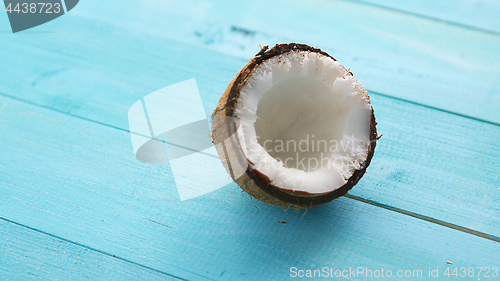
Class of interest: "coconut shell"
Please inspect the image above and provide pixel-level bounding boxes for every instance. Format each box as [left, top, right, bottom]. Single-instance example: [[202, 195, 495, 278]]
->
[[212, 43, 377, 209]]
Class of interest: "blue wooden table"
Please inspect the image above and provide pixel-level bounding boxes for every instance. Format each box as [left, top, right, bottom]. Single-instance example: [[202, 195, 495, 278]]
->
[[1, 1, 499, 280]]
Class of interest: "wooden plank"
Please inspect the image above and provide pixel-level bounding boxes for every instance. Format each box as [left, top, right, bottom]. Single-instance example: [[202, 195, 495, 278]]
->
[[0, 219, 180, 281], [1, 94, 499, 280], [350, 0, 500, 34]]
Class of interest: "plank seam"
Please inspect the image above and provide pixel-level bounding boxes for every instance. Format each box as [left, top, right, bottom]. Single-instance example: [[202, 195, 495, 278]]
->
[[1, 89, 498, 131], [345, 194, 500, 243], [0, 91, 218, 159], [0, 216, 213, 281], [345, 0, 500, 37], [367, 90, 500, 127]]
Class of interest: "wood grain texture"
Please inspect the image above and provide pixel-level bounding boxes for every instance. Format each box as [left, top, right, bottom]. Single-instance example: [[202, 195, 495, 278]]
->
[[0, 88, 499, 280], [61, 0, 500, 123], [0, 219, 180, 281], [1, 0, 499, 123], [353, 93, 500, 237], [350, 0, 500, 34]]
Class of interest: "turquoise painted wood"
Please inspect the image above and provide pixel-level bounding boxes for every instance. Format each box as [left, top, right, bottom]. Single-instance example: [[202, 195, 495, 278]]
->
[[355, 94, 500, 237], [66, 0, 500, 123], [2, 0, 500, 124], [0, 219, 174, 281], [0, 98, 498, 280], [1, 0, 499, 280], [351, 0, 500, 34]]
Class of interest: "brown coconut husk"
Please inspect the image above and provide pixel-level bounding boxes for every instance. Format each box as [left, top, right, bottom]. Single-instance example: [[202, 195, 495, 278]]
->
[[212, 43, 377, 209]]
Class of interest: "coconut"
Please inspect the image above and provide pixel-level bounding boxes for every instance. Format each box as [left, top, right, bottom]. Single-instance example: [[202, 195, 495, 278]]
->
[[212, 43, 377, 209]]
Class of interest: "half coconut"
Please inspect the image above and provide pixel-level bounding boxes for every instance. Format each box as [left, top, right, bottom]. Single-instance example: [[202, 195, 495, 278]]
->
[[212, 43, 377, 209]]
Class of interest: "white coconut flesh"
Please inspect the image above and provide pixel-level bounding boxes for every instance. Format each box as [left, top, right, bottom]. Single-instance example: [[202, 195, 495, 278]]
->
[[234, 50, 373, 194]]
